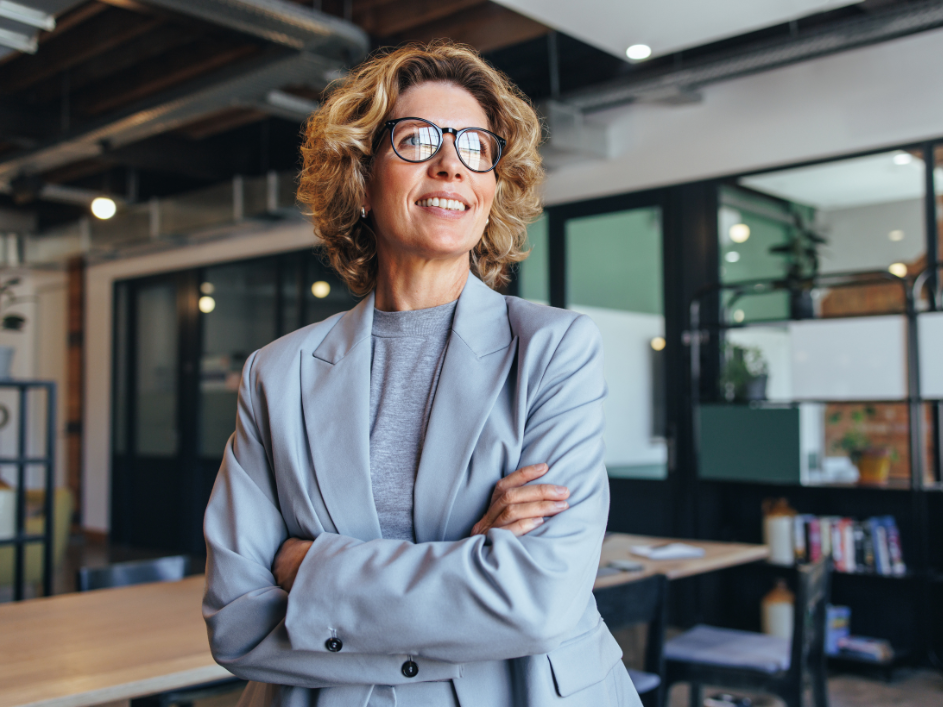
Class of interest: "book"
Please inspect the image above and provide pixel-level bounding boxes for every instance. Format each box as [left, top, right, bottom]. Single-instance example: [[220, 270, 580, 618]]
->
[[825, 605, 851, 656], [882, 516, 906, 575], [837, 635, 894, 663], [809, 518, 822, 562]]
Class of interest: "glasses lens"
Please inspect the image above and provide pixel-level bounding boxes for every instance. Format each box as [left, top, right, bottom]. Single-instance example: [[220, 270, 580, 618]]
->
[[391, 120, 440, 162], [457, 130, 500, 172]]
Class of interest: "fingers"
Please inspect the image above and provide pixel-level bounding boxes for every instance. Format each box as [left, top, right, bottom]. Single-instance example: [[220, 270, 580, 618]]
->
[[493, 499, 568, 529], [493, 463, 549, 495], [504, 517, 545, 537]]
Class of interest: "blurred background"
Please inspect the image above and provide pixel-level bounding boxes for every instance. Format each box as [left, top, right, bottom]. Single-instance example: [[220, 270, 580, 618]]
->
[[1, 1, 943, 705]]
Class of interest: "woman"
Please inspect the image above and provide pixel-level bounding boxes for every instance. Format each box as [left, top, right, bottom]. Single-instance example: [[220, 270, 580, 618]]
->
[[203, 41, 640, 707]]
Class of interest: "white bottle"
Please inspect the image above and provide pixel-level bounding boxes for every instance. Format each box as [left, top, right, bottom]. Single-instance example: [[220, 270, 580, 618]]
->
[[762, 579, 795, 640]]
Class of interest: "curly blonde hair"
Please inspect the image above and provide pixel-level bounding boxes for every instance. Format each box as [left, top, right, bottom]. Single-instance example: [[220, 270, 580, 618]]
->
[[297, 40, 544, 295]]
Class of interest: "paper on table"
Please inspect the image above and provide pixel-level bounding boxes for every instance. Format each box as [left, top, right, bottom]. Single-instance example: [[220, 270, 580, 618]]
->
[[631, 543, 706, 560]]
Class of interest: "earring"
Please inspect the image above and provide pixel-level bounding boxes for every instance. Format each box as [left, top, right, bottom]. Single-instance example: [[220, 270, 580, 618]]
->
[[361, 206, 367, 219]]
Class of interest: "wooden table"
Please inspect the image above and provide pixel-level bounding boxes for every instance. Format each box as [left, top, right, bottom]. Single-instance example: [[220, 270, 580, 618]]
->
[[594, 533, 770, 590], [0, 536, 766, 707], [0, 576, 231, 707]]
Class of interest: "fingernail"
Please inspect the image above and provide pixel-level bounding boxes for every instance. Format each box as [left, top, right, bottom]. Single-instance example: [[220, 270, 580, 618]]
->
[[537, 464, 549, 472], [553, 486, 568, 495], [554, 501, 568, 509], [530, 517, 544, 528]]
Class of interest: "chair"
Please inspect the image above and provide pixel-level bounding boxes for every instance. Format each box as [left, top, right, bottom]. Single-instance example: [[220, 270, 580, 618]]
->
[[594, 573, 669, 707], [76, 554, 193, 591], [664, 558, 831, 707], [77, 555, 244, 707]]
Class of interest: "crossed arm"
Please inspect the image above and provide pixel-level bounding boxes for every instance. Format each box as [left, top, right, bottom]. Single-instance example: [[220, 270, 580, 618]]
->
[[272, 462, 570, 592], [203, 314, 608, 685]]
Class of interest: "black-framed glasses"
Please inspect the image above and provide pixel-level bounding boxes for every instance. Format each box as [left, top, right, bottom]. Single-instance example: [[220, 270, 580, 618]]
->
[[380, 117, 506, 173]]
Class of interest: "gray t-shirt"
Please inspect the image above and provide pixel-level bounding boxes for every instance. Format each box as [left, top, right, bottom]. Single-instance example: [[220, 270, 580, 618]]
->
[[368, 300, 460, 706], [369, 299, 457, 541]]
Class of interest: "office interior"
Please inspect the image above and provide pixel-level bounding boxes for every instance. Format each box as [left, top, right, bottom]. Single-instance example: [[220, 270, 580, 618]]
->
[[1, 1, 943, 706]]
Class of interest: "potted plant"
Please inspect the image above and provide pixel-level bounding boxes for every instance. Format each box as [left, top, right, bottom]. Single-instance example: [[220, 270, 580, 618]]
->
[[0, 277, 29, 380], [827, 407, 892, 486], [720, 342, 769, 402]]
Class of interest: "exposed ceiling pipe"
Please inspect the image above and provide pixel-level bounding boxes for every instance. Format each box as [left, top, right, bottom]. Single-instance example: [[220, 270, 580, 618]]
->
[[566, 0, 943, 112], [0, 0, 367, 189], [139, 0, 366, 57]]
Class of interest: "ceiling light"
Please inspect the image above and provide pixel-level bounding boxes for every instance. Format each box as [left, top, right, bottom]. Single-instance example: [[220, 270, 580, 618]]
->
[[198, 296, 216, 313], [626, 44, 652, 61], [725, 251, 741, 263], [888, 230, 904, 242], [200, 282, 215, 295], [90, 196, 116, 220], [733, 309, 745, 323], [893, 152, 913, 166], [729, 223, 751, 243], [311, 281, 331, 299], [888, 263, 908, 278], [650, 336, 666, 351]]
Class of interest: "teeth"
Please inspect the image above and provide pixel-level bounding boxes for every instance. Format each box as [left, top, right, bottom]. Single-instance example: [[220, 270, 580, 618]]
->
[[417, 198, 466, 211]]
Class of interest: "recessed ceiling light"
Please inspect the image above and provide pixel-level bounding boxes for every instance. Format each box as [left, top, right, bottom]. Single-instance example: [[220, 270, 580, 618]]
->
[[91, 196, 116, 220], [893, 152, 913, 166], [733, 309, 746, 323], [626, 44, 652, 61], [200, 282, 215, 295], [650, 336, 666, 351], [311, 281, 331, 298], [888, 230, 904, 242], [729, 223, 751, 243], [198, 295, 216, 313], [725, 251, 741, 263], [888, 262, 908, 278]]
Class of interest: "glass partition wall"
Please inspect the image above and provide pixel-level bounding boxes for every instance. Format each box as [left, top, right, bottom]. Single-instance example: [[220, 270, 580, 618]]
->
[[112, 249, 357, 553], [704, 146, 942, 489]]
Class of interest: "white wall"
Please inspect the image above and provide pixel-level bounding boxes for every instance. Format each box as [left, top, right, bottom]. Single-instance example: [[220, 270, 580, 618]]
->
[[0, 270, 68, 492], [543, 27, 943, 205], [83, 220, 316, 532]]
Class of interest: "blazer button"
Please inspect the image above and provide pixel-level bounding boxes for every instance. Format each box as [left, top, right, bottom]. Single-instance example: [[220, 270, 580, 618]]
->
[[325, 637, 343, 652], [401, 660, 419, 678]]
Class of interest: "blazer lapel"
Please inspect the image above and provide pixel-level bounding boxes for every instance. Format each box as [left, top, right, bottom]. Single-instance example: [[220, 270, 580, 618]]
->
[[413, 275, 516, 543], [301, 293, 383, 541]]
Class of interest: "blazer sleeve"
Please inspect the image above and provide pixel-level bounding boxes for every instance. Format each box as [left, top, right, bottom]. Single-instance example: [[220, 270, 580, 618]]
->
[[202, 351, 463, 687], [284, 314, 609, 664]]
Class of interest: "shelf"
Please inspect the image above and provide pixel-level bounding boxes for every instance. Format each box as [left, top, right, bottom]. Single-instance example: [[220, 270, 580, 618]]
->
[[759, 561, 917, 580]]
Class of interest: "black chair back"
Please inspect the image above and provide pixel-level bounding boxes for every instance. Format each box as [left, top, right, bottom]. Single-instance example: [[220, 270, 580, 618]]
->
[[77, 555, 194, 592], [594, 573, 669, 701], [789, 557, 831, 683]]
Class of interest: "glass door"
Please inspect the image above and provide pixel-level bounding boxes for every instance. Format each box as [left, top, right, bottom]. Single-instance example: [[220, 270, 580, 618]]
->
[[554, 202, 668, 480]]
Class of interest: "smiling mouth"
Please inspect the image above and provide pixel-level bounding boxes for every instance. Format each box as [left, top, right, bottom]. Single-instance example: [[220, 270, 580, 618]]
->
[[416, 197, 467, 212]]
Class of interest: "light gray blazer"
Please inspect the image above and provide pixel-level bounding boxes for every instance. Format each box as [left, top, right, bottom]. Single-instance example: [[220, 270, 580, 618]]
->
[[202, 273, 642, 707]]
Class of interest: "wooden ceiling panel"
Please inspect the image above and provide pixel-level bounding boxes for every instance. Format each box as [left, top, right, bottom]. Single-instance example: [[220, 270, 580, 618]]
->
[[356, 0, 488, 37], [72, 39, 262, 117], [26, 23, 201, 107], [0, 7, 162, 94], [174, 107, 269, 141], [383, 3, 549, 54]]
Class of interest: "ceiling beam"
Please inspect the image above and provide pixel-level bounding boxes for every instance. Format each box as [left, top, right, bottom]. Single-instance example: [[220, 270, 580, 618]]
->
[[174, 106, 269, 140], [384, 2, 549, 54], [72, 39, 261, 117], [356, 0, 487, 37], [26, 22, 200, 106], [0, 7, 161, 94]]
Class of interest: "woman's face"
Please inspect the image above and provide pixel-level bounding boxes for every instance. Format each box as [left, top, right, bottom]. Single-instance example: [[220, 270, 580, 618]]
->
[[366, 81, 497, 267]]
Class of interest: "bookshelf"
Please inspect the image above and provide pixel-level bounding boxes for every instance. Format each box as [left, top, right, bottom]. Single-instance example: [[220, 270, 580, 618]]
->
[[685, 267, 941, 666]]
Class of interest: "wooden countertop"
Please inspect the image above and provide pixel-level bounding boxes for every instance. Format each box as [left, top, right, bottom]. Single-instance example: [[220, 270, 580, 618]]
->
[[594, 533, 770, 590], [0, 576, 231, 707]]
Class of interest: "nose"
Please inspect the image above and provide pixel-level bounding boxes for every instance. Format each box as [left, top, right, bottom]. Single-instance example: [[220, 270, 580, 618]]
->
[[426, 132, 465, 180]]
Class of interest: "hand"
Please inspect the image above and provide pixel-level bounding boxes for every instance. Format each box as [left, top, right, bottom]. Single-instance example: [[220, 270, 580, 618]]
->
[[272, 537, 313, 593], [471, 463, 569, 537]]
